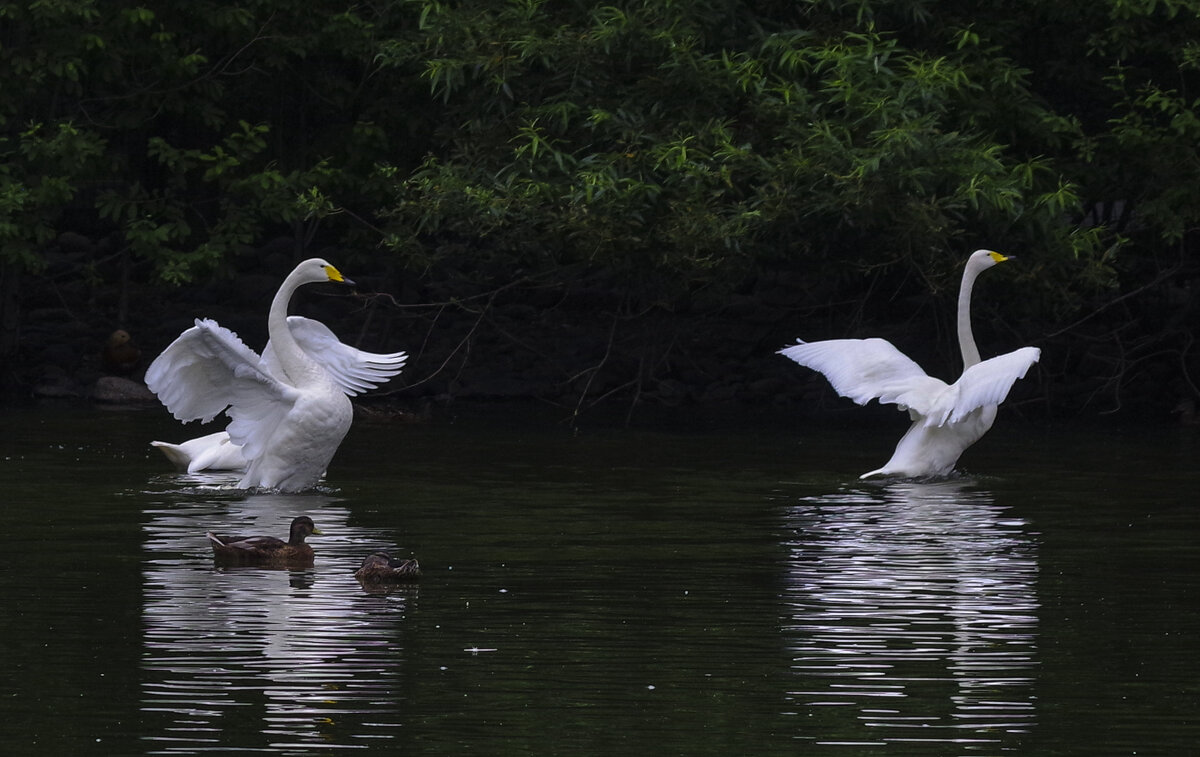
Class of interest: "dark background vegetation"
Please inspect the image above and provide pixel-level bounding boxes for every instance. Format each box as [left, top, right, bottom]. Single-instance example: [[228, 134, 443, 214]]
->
[[3, 0, 1199, 424]]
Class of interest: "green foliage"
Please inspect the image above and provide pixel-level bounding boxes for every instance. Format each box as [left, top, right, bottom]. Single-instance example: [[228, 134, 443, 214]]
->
[[0, 0, 420, 282], [0, 121, 106, 268], [0, 0, 1186, 296], [3, 0, 1200, 413], [371, 0, 1108, 305]]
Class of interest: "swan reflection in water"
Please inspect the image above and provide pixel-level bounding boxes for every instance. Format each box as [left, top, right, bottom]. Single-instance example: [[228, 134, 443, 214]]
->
[[139, 489, 419, 752], [781, 479, 1038, 747]]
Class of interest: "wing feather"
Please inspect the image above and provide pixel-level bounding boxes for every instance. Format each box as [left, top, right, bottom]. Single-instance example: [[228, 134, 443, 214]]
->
[[145, 319, 299, 461], [261, 316, 407, 396], [778, 338, 950, 417], [146, 319, 267, 423], [948, 346, 1041, 424]]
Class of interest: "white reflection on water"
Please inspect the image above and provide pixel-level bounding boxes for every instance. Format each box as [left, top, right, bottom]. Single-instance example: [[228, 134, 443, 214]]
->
[[139, 489, 418, 754], [781, 480, 1038, 748]]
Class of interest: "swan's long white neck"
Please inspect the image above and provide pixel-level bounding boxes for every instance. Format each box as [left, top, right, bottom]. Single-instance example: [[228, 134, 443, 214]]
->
[[957, 256, 986, 370], [267, 267, 313, 384]]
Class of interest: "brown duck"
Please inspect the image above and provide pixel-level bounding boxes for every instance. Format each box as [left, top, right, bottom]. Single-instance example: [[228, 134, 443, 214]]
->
[[207, 516, 321, 566], [354, 551, 421, 584]]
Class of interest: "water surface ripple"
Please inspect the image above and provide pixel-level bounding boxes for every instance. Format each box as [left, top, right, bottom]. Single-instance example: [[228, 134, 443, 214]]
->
[[140, 490, 418, 754], [3, 408, 1198, 755], [781, 480, 1038, 750]]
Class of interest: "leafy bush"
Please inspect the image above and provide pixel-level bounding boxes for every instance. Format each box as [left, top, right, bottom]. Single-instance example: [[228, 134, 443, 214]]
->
[[4, 0, 1200, 413]]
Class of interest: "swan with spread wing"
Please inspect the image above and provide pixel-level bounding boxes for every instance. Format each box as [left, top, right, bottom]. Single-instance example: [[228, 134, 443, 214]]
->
[[778, 249, 1040, 479], [145, 258, 407, 491]]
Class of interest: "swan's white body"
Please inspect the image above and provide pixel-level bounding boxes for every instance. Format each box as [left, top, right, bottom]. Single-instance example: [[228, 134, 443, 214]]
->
[[779, 250, 1040, 479], [145, 258, 407, 491]]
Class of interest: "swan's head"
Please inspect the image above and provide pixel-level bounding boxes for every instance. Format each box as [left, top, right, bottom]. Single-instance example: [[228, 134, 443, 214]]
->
[[296, 258, 355, 287], [970, 249, 1011, 270], [288, 516, 322, 544]]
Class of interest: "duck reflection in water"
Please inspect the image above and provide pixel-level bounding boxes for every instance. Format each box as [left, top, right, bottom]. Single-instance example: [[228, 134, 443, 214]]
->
[[782, 479, 1038, 747], [141, 498, 419, 751]]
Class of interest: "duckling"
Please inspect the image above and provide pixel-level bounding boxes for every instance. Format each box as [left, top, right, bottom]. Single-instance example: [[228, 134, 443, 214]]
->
[[354, 551, 421, 584], [101, 329, 141, 375], [206, 516, 321, 566]]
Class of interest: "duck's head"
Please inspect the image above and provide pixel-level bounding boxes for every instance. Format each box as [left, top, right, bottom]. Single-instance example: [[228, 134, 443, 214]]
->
[[107, 329, 133, 348], [288, 516, 321, 544], [358, 551, 393, 570]]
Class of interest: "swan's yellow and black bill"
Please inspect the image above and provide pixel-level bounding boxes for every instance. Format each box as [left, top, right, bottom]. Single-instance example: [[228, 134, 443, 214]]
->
[[323, 264, 355, 286], [986, 251, 1011, 263]]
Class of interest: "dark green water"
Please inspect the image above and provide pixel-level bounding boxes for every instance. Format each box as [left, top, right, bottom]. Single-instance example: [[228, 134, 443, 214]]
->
[[1, 404, 1197, 755]]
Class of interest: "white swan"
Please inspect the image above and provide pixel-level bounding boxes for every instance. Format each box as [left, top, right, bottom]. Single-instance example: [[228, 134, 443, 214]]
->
[[145, 258, 407, 491], [778, 249, 1040, 478]]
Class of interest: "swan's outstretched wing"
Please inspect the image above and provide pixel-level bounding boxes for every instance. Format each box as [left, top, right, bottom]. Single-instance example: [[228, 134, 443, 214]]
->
[[778, 338, 949, 415], [146, 320, 267, 423], [947, 346, 1041, 424], [277, 316, 407, 396], [145, 319, 299, 461]]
